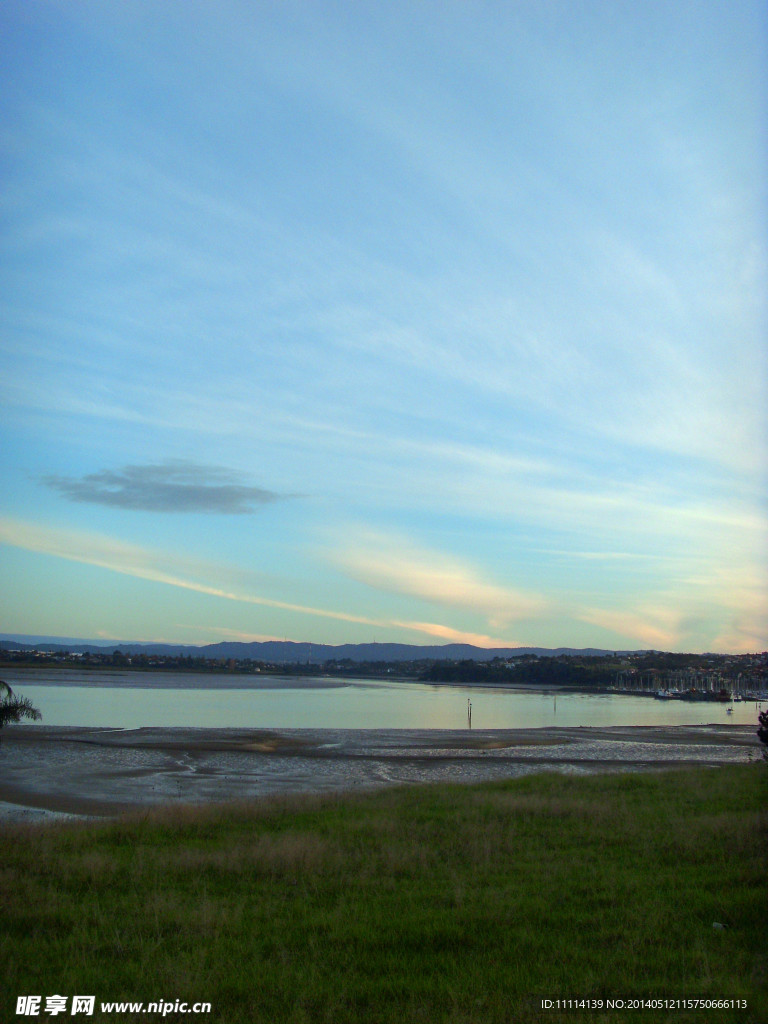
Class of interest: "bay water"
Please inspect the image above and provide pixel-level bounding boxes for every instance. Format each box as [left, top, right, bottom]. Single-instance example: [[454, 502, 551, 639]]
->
[[3, 668, 760, 731]]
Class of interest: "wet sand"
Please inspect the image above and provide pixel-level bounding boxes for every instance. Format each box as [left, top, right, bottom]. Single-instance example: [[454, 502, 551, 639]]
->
[[0, 723, 759, 823]]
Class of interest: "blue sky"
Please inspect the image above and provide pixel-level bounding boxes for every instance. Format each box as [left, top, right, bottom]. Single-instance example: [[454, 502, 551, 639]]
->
[[1, 0, 766, 652]]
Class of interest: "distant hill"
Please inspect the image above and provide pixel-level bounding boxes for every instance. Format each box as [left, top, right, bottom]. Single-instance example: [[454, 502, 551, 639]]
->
[[0, 634, 628, 662]]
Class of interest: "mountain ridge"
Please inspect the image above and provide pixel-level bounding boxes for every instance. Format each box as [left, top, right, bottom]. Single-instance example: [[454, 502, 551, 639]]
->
[[0, 634, 635, 662]]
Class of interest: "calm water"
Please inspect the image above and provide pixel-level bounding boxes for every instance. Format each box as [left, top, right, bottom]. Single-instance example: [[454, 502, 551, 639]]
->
[[3, 668, 761, 730]]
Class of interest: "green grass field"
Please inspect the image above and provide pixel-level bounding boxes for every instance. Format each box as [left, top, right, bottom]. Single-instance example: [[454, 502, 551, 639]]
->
[[2, 764, 766, 1024]]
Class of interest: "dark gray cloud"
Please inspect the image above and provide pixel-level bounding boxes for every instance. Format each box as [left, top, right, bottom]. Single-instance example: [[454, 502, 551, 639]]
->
[[43, 460, 287, 514]]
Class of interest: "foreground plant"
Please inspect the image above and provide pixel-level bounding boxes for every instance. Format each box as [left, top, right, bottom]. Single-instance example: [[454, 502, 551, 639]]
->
[[0, 679, 42, 733]]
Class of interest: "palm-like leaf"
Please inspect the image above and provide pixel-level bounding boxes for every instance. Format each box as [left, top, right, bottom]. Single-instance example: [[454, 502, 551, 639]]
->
[[0, 681, 42, 730]]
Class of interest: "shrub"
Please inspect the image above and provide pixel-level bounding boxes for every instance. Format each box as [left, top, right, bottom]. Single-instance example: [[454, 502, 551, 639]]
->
[[758, 709, 768, 762], [0, 679, 42, 733]]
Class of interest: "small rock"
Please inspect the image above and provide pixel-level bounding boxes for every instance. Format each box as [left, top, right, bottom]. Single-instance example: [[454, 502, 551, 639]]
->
[[712, 922, 727, 930]]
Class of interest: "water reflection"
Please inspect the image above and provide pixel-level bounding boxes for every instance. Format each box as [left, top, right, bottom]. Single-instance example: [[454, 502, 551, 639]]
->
[[4, 670, 761, 730]]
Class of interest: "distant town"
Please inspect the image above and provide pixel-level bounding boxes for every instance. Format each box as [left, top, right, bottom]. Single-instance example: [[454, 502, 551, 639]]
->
[[1, 640, 765, 699]]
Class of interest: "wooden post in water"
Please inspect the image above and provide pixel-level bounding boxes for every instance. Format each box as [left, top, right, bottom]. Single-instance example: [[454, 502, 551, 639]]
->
[[467, 699, 472, 729]]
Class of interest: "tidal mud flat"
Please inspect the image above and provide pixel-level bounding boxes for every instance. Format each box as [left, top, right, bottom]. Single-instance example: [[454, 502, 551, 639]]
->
[[0, 723, 759, 823]]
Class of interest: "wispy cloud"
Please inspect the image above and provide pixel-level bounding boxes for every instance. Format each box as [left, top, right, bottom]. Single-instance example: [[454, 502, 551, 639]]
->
[[0, 517, 373, 624], [572, 559, 768, 653], [201, 627, 288, 644], [329, 529, 548, 627], [0, 517, 520, 647], [42, 460, 289, 514], [391, 620, 524, 648], [575, 606, 683, 651], [697, 565, 768, 654]]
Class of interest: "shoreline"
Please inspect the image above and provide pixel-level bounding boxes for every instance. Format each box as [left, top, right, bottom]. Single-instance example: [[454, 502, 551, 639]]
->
[[4, 661, 764, 695], [0, 723, 759, 823]]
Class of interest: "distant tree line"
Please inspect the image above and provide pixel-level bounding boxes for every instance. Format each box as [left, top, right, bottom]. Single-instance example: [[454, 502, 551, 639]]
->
[[419, 656, 612, 686], [1, 646, 764, 686], [420, 652, 766, 686]]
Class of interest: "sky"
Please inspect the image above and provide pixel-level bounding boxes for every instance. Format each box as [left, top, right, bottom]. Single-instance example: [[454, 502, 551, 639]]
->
[[1, 1, 766, 653]]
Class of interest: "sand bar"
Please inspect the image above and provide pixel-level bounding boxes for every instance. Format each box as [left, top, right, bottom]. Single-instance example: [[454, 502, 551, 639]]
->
[[0, 723, 759, 823]]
